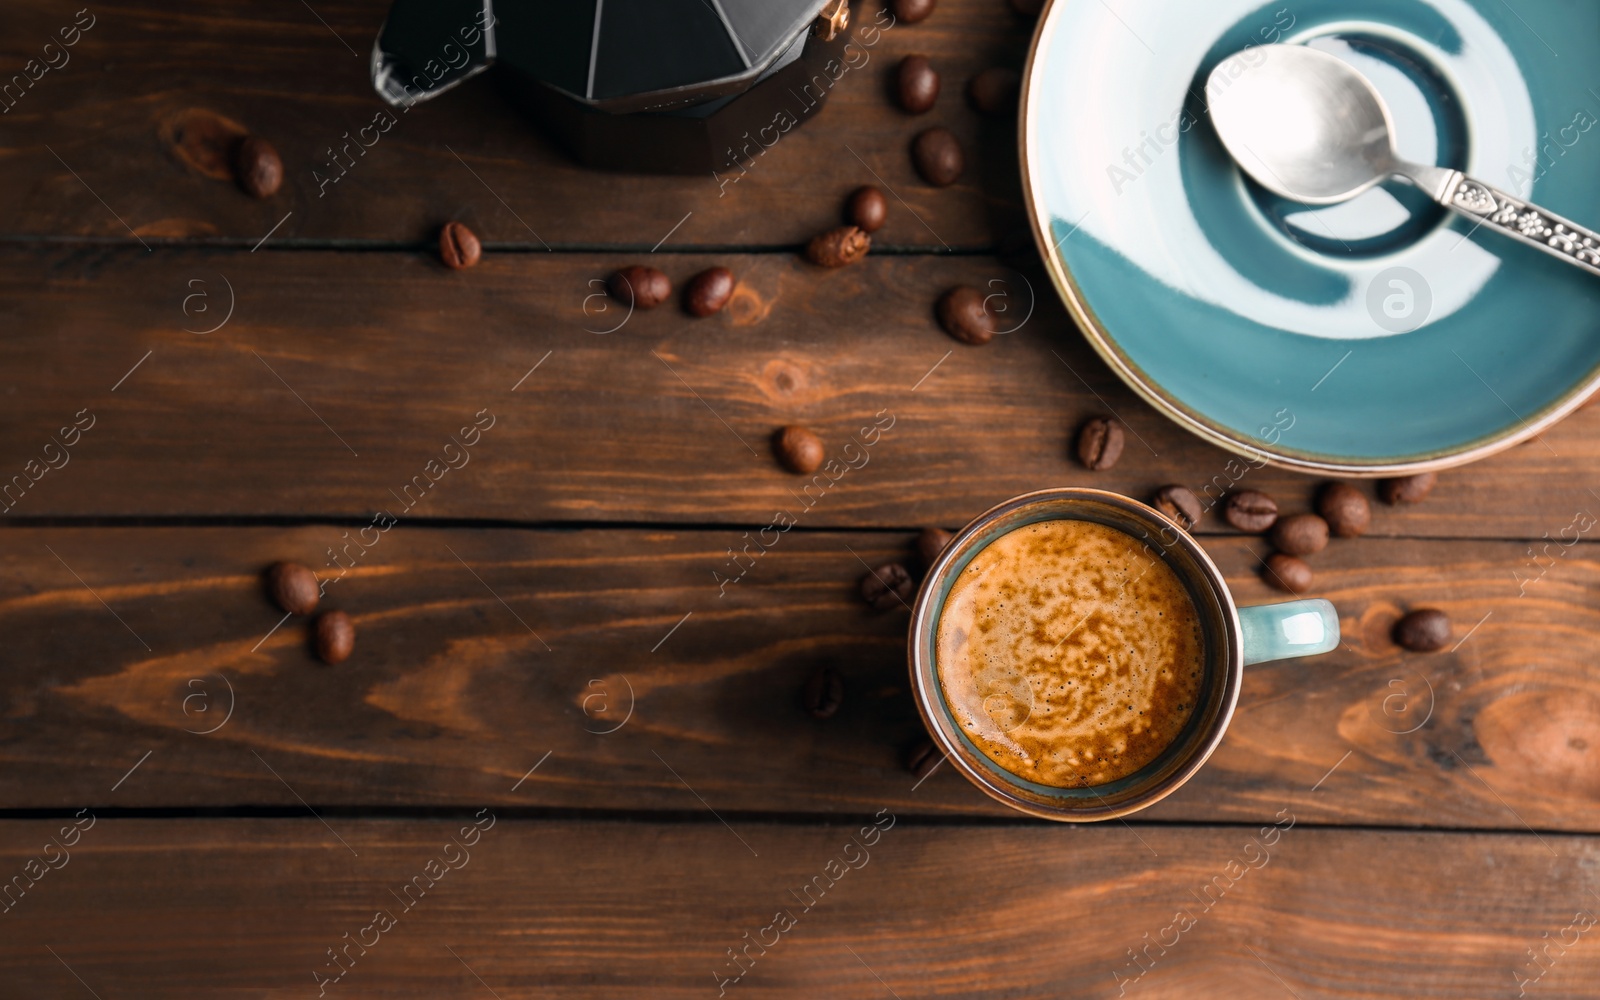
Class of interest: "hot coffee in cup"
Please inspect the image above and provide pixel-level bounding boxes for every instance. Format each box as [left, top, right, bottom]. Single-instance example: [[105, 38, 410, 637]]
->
[[910, 489, 1339, 821]]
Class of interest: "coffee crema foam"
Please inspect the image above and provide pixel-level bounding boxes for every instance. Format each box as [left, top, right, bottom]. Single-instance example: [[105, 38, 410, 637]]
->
[[935, 519, 1205, 788]]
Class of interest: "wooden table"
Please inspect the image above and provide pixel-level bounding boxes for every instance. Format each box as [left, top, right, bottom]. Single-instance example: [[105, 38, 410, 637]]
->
[[3, 2, 1597, 996]]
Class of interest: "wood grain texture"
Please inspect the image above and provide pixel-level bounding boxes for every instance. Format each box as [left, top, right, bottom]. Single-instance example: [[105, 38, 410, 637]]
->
[[0, 0, 1033, 249], [1, 817, 1596, 998], [0, 246, 1589, 535], [4, 525, 1599, 832]]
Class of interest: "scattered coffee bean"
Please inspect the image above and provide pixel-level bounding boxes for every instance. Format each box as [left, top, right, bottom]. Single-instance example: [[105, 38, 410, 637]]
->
[[847, 185, 888, 232], [265, 561, 320, 615], [1270, 513, 1330, 557], [891, 0, 936, 24], [773, 425, 825, 474], [1393, 608, 1451, 652], [1380, 471, 1437, 505], [607, 265, 671, 309], [917, 527, 955, 570], [1075, 417, 1125, 471], [314, 610, 355, 664], [896, 55, 941, 114], [802, 666, 845, 719], [438, 221, 481, 270], [683, 266, 735, 317], [1317, 482, 1370, 538], [936, 286, 995, 345], [806, 226, 872, 267], [233, 136, 282, 198], [905, 738, 942, 779], [1224, 490, 1278, 533], [1152, 485, 1202, 531], [860, 562, 915, 611], [967, 67, 1021, 117], [911, 127, 965, 187], [1263, 553, 1314, 594]]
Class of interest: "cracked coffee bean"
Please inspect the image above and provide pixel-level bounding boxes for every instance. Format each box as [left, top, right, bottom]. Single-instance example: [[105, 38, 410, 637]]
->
[[439, 221, 481, 270], [1270, 513, 1329, 557], [1381, 472, 1437, 505], [937, 286, 995, 345], [314, 610, 355, 664], [967, 67, 1020, 117], [806, 226, 871, 267], [802, 666, 845, 719], [1318, 482, 1371, 538], [1263, 553, 1313, 594], [683, 267, 735, 317], [1075, 417, 1124, 470], [1224, 490, 1278, 533], [891, 0, 936, 24], [1152, 485, 1202, 531], [1394, 609, 1451, 652], [896, 55, 941, 114], [773, 425, 824, 475], [912, 127, 964, 187], [917, 527, 954, 570], [847, 185, 888, 233], [266, 561, 320, 615], [234, 136, 282, 198], [607, 265, 670, 309], [860, 562, 915, 611]]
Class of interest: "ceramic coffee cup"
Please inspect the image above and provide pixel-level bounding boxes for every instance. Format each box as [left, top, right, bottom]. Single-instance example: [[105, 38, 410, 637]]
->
[[909, 488, 1339, 821]]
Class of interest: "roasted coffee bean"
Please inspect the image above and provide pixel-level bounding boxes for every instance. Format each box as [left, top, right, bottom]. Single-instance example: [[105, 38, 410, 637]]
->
[[905, 738, 942, 779], [773, 425, 825, 474], [607, 265, 671, 309], [967, 67, 1021, 117], [806, 226, 872, 267], [1075, 417, 1124, 471], [847, 185, 888, 232], [1263, 553, 1313, 594], [438, 221, 481, 270], [1394, 608, 1451, 652], [911, 127, 965, 187], [1317, 482, 1371, 538], [1224, 490, 1278, 533], [896, 55, 941, 114], [1380, 471, 1437, 505], [936, 286, 995, 345], [265, 561, 320, 615], [860, 562, 915, 611], [1152, 485, 1202, 531], [802, 666, 845, 719], [1270, 513, 1330, 557], [683, 266, 735, 317], [314, 610, 355, 664], [233, 136, 282, 198], [917, 527, 955, 570], [891, 0, 936, 24]]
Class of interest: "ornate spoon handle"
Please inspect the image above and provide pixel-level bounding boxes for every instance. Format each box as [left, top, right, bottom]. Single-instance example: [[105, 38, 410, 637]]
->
[[1437, 173, 1600, 278]]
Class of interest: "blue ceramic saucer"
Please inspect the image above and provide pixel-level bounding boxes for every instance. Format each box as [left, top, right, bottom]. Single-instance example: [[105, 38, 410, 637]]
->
[[1021, 0, 1600, 474]]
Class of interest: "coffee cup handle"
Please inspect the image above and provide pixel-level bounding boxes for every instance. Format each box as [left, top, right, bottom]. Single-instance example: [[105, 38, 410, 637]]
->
[[1238, 599, 1341, 666]]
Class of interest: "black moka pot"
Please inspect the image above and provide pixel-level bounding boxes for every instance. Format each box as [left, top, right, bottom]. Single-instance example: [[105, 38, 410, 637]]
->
[[371, 0, 853, 174]]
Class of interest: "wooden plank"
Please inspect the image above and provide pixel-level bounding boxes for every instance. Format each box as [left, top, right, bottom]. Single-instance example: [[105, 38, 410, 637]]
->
[[3, 525, 1598, 833], [0, 246, 1590, 535], [0, 818, 1594, 997], [0, 0, 1032, 249]]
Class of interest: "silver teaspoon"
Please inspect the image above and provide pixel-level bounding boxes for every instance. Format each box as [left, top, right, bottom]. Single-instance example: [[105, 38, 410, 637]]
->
[[1206, 44, 1600, 277]]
